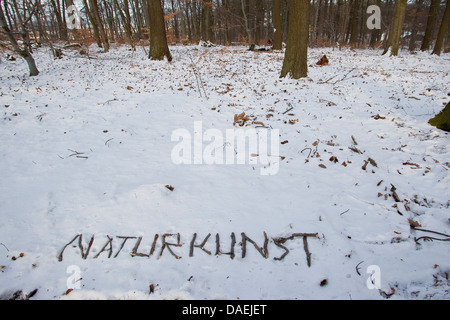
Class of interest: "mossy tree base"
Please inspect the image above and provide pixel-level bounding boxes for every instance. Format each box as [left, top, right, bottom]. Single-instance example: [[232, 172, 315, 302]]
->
[[429, 102, 450, 132]]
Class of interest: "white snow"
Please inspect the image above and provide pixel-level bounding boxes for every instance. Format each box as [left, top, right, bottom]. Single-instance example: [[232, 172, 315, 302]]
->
[[0, 44, 449, 300]]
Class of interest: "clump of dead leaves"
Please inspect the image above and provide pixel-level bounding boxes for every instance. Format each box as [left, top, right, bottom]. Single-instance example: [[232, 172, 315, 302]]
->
[[233, 112, 265, 127]]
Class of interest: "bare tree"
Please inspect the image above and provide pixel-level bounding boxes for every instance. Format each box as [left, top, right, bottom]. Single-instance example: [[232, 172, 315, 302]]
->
[[0, 1, 39, 76], [420, 0, 439, 51], [432, 0, 450, 55]]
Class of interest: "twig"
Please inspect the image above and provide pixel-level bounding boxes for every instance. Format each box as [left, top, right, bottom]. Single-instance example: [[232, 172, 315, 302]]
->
[[282, 106, 294, 115], [189, 233, 212, 257], [414, 228, 450, 238], [114, 236, 136, 258], [356, 261, 364, 276], [58, 234, 80, 261], [105, 138, 114, 146], [301, 147, 312, 159], [415, 236, 450, 242], [186, 49, 209, 100], [272, 233, 318, 265], [241, 232, 269, 259], [159, 233, 182, 259], [215, 233, 236, 259], [317, 67, 357, 85], [303, 236, 312, 267], [414, 228, 450, 242], [94, 235, 113, 259], [0, 242, 9, 252]]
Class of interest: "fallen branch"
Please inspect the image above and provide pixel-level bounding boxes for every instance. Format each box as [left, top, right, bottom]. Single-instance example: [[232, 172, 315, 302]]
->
[[317, 67, 357, 85]]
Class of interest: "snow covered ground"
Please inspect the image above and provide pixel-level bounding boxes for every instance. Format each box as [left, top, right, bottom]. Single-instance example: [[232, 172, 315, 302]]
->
[[0, 44, 449, 300]]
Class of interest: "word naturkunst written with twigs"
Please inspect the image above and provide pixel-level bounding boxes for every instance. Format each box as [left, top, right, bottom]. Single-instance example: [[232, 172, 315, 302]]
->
[[58, 232, 320, 267]]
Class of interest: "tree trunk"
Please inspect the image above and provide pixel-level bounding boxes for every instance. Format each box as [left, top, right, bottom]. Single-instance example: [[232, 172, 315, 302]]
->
[[280, 0, 310, 79], [382, 0, 407, 56], [83, 0, 102, 47], [420, 0, 439, 51], [89, 0, 109, 52], [147, 0, 172, 61], [429, 102, 450, 132], [408, 0, 424, 52], [113, 0, 134, 49], [0, 4, 39, 76], [50, 0, 68, 41], [272, 0, 283, 49], [201, 1, 213, 42], [432, 0, 450, 55]]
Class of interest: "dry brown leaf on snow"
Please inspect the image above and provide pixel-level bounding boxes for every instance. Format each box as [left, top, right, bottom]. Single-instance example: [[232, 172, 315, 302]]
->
[[408, 219, 421, 228]]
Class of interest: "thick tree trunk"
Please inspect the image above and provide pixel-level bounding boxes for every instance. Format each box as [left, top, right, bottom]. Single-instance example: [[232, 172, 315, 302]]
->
[[201, 0, 213, 42], [432, 0, 450, 56], [429, 102, 450, 132], [0, 3, 39, 76], [382, 0, 407, 56], [420, 0, 439, 51], [280, 0, 310, 79], [147, 0, 172, 61], [272, 0, 282, 50]]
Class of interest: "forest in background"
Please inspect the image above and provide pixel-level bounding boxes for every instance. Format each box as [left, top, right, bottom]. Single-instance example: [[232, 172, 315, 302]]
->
[[0, 0, 449, 54]]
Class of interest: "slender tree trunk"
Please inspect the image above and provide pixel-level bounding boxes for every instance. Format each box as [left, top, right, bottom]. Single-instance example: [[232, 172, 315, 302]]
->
[[0, 4, 39, 76], [89, 0, 109, 52], [382, 0, 407, 56], [420, 0, 439, 51], [272, 0, 282, 49], [83, 0, 102, 47], [241, 0, 253, 46], [113, 0, 134, 48], [408, 0, 424, 52], [432, 0, 450, 55], [50, 0, 68, 41], [147, 0, 172, 61], [280, 0, 310, 79], [201, 0, 213, 41]]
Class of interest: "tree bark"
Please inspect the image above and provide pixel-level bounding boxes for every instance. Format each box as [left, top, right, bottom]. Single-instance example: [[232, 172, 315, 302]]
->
[[201, 0, 213, 42], [429, 102, 450, 132], [420, 0, 439, 51], [83, 0, 102, 47], [408, 0, 424, 52], [272, 0, 282, 49], [280, 0, 310, 79], [382, 0, 407, 56], [147, 0, 172, 61], [88, 0, 109, 52], [432, 0, 450, 55]]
